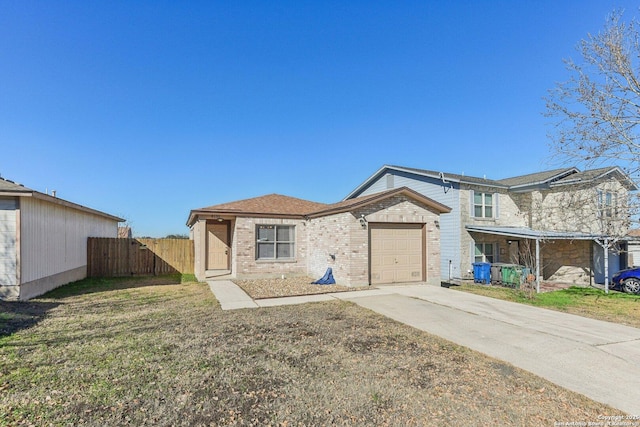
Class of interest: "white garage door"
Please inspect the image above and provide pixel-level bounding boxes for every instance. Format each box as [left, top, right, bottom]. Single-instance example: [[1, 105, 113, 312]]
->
[[370, 224, 424, 285]]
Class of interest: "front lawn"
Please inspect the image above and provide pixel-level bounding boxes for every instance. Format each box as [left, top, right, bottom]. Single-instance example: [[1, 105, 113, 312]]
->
[[0, 277, 619, 425], [453, 283, 640, 328]]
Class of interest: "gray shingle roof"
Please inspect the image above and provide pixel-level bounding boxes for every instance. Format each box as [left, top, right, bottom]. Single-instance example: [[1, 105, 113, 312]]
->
[[496, 168, 577, 188], [550, 166, 638, 190], [387, 165, 506, 187]]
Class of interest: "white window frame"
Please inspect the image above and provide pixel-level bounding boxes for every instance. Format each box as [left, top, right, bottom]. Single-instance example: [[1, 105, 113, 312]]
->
[[474, 242, 495, 263], [473, 192, 494, 218], [256, 225, 295, 260], [598, 190, 617, 218]]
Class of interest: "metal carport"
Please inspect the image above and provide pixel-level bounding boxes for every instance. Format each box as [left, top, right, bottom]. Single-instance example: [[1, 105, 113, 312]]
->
[[465, 225, 618, 293]]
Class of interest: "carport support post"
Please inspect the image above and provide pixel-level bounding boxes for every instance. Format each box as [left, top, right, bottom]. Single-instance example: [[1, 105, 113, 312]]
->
[[595, 238, 610, 294], [535, 238, 541, 294]]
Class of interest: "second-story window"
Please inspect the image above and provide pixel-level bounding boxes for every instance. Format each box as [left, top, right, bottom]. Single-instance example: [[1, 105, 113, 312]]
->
[[598, 190, 617, 218], [473, 192, 493, 218]]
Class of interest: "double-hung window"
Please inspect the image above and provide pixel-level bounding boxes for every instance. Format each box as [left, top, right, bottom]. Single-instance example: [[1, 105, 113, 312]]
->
[[598, 190, 617, 218], [474, 243, 494, 263], [473, 192, 494, 218], [256, 225, 295, 260]]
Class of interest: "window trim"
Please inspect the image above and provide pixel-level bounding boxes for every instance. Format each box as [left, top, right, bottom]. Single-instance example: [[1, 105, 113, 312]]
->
[[474, 242, 495, 263], [472, 191, 494, 219], [255, 224, 296, 260]]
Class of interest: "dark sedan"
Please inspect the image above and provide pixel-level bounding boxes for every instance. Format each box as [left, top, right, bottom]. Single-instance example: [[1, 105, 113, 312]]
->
[[611, 267, 640, 294]]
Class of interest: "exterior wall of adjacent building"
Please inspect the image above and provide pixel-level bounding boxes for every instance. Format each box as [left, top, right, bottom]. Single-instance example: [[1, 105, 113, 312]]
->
[[530, 179, 630, 235], [2, 196, 119, 300], [459, 185, 527, 278]]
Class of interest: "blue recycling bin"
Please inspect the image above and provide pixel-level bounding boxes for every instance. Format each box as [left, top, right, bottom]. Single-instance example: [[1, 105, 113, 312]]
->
[[473, 262, 491, 284]]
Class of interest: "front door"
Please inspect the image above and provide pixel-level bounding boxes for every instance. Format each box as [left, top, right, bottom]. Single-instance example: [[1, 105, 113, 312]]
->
[[207, 222, 229, 270], [508, 240, 520, 264]]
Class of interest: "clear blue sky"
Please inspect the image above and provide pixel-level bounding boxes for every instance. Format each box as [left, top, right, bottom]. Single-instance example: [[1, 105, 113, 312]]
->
[[1, 1, 637, 237]]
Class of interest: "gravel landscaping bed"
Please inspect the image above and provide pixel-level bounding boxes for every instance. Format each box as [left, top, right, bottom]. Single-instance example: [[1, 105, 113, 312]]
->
[[234, 276, 366, 299]]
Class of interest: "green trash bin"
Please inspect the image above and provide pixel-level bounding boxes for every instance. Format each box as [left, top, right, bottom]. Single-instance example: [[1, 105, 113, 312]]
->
[[501, 264, 522, 289]]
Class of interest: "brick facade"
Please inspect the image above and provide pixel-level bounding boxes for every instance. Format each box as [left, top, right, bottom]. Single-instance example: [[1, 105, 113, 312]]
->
[[192, 193, 446, 286]]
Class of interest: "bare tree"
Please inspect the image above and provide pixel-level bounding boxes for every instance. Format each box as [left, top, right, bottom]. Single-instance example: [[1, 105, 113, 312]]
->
[[545, 10, 640, 292], [545, 10, 640, 180]]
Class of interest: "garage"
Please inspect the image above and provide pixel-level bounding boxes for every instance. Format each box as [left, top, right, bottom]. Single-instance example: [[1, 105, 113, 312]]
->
[[370, 223, 425, 284]]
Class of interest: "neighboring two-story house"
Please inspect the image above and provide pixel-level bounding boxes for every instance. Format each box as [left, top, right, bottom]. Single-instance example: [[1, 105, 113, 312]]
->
[[345, 165, 637, 285]]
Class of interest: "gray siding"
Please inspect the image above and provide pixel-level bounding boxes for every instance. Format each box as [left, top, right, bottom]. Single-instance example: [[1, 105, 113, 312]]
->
[[0, 198, 17, 287], [357, 171, 462, 280]]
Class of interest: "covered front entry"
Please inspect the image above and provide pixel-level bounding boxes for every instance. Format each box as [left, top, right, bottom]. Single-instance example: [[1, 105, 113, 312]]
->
[[206, 222, 230, 270], [370, 223, 424, 284]]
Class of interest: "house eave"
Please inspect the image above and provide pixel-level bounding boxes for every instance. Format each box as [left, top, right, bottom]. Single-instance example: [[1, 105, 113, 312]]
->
[[187, 210, 306, 227], [465, 225, 606, 240], [343, 165, 507, 200]]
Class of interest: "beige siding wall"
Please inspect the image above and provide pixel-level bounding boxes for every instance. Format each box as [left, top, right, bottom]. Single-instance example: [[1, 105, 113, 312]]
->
[[20, 197, 118, 284], [233, 217, 308, 278]]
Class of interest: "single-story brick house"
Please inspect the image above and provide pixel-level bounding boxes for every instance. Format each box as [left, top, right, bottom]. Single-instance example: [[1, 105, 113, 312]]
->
[[0, 177, 124, 300], [186, 187, 451, 286]]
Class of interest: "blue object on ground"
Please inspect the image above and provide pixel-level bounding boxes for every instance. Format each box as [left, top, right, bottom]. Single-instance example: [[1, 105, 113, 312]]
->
[[312, 268, 335, 285], [472, 262, 491, 284]]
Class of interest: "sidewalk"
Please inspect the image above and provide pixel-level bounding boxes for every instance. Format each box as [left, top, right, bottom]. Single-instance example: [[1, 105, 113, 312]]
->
[[208, 280, 640, 414]]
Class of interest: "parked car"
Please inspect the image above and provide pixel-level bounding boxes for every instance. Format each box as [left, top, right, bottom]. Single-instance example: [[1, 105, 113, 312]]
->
[[611, 267, 640, 294]]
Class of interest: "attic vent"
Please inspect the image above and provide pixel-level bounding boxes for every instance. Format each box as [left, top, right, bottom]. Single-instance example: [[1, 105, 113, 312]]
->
[[386, 174, 394, 189]]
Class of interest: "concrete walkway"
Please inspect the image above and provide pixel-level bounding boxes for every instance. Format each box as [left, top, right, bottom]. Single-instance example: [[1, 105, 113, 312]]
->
[[208, 280, 640, 414]]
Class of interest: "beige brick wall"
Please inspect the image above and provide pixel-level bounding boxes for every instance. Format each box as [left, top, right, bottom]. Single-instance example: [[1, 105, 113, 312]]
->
[[306, 195, 443, 286], [307, 212, 365, 286], [233, 217, 309, 279]]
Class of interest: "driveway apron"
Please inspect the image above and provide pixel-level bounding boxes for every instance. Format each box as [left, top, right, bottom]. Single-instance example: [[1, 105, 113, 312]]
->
[[340, 285, 640, 415]]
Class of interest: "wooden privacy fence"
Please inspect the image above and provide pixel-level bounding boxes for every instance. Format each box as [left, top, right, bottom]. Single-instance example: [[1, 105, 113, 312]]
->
[[87, 238, 194, 277]]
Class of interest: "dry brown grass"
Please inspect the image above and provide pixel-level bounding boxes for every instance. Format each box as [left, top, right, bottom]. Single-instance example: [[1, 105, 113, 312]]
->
[[0, 277, 621, 426]]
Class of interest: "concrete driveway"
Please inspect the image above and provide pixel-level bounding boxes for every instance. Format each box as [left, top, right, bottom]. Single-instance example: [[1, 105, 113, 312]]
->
[[209, 280, 640, 414]]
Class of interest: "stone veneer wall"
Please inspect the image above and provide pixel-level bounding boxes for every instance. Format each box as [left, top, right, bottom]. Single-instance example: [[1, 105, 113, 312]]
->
[[459, 186, 528, 279], [541, 240, 592, 284]]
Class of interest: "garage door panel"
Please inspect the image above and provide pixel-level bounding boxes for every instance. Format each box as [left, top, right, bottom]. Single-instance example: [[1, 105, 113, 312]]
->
[[370, 224, 424, 285]]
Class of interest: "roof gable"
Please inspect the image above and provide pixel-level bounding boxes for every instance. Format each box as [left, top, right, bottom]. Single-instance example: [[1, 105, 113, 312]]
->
[[344, 164, 506, 199], [549, 166, 638, 190], [308, 186, 451, 218]]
